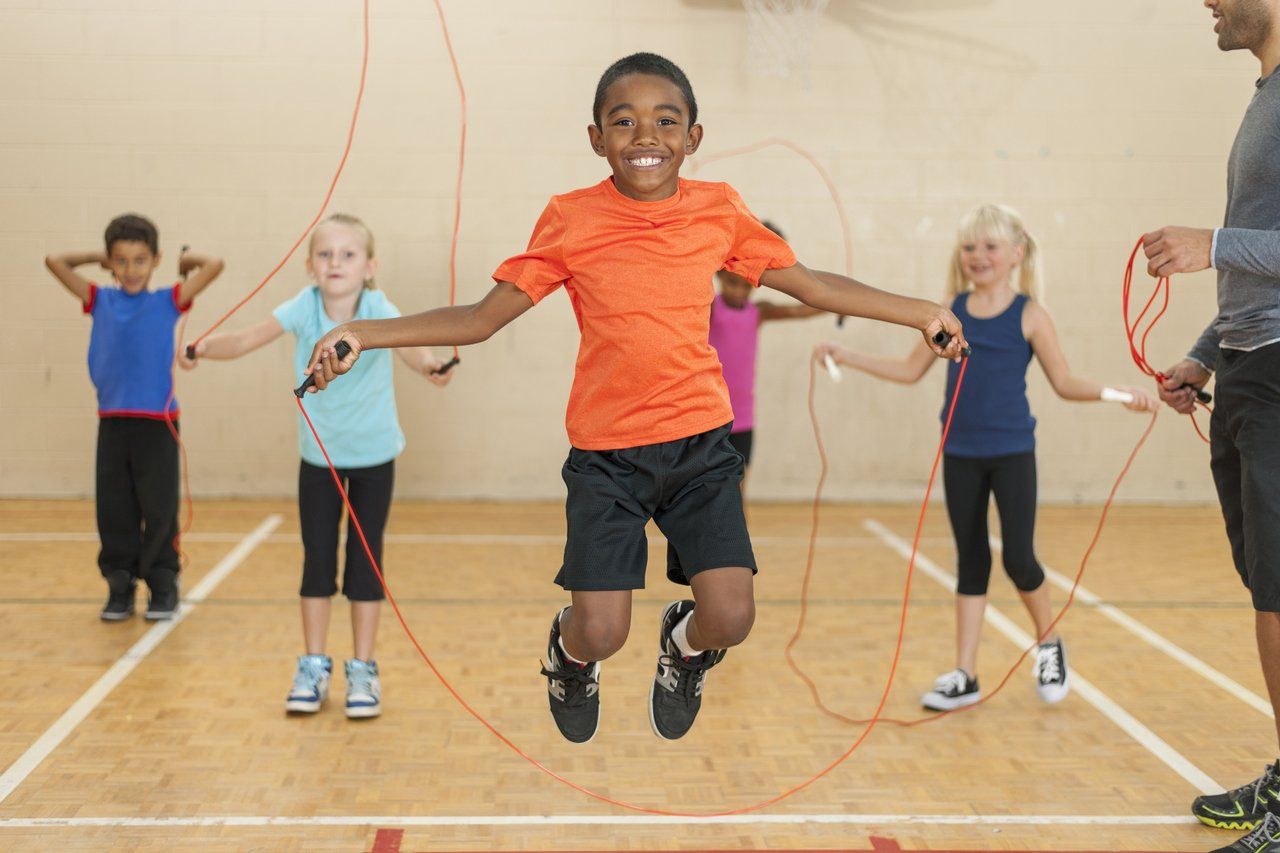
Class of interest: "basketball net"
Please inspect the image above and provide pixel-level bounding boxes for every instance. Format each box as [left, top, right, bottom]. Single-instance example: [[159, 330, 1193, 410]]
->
[[741, 0, 831, 87]]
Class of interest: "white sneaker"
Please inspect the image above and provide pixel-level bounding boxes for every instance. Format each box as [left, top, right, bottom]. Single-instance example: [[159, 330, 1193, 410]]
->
[[921, 668, 980, 711], [285, 654, 332, 713], [345, 658, 382, 719], [1034, 639, 1069, 704]]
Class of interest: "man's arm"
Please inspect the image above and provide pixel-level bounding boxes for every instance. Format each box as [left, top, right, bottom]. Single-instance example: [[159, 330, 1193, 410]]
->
[[176, 252, 225, 308], [1213, 228, 1280, 278], [44, 251, 105, 305], [1186, 321, 1221, 374], [760, 263, 967, 358]]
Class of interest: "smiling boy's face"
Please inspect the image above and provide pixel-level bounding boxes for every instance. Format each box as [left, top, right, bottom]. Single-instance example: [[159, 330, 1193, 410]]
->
[[106, 240, 160, 294], [588, 73, 702, 202]]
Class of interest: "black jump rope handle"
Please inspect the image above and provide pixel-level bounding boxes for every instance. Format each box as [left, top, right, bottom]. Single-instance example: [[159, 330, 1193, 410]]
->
[[431, 355, 460, 376], [1186, 385, 1214, 405], [933, 330, 972, 359], [294, 340, 352, 397]]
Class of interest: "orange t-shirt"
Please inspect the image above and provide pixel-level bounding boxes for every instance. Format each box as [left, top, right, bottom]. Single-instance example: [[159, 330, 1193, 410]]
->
[[493, 177, 797, 450]]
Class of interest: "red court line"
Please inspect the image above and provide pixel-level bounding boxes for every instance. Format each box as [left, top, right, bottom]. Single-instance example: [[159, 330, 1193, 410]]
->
[[367, 831, 1181, 853]]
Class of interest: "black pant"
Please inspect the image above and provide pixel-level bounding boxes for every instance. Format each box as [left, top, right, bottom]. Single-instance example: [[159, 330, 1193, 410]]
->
[[95, 417, 180, 587], [298, 459, 395, 601], [1211, 343, 1280, 612], [942, 452, 1045, 596]]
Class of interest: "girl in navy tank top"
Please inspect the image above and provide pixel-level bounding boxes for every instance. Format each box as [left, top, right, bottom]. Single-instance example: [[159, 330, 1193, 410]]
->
[[815, 204, 1156, 713]]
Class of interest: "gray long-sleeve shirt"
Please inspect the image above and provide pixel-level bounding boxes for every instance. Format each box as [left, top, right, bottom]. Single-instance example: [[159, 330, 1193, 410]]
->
[[1188, 68, 1280, 370]]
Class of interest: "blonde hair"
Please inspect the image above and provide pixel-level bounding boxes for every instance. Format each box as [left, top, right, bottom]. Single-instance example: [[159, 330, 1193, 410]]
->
[[309, 212, 377, 289], [946, 203, 1042, 301]]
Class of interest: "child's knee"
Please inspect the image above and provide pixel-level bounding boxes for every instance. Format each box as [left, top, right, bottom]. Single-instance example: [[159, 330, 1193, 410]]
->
[[1004, 557, 1045, 592], [696, 597, 755, 648], [566, 610, 630, 660]]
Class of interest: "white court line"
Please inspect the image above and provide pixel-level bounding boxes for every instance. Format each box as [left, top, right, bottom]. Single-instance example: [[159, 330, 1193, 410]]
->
[[864, 519, 1222, 795], [0, 514, 283, 805], [0, 531, 912, 547], [988, 535, 1274, 719], [0, 813, 1198, 828]]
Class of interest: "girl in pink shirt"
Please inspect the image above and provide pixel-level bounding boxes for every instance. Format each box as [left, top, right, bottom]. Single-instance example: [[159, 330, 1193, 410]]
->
[[709, 221, 824, 493]]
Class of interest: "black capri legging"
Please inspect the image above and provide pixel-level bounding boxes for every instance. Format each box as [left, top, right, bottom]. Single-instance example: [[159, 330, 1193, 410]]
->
[[942, 452, 1045, 597], [298, 459, 395, 601]]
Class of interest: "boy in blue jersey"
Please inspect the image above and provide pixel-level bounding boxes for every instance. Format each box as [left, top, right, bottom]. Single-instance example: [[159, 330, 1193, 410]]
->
[[45, 214, 223, 621]]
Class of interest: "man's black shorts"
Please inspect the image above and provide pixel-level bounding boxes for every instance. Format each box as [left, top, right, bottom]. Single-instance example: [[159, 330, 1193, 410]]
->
[[556, 423, 757, 591], [1211, 342, 1280, 612]]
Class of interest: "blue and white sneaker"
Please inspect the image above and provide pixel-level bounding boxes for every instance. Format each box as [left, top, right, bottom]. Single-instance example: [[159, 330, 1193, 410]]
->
[[344, 658, 381, 719], [285, 654, 332, 714]]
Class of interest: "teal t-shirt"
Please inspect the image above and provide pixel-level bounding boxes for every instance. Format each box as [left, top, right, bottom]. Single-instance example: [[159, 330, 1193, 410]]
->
[[273, 286, 406, 469]]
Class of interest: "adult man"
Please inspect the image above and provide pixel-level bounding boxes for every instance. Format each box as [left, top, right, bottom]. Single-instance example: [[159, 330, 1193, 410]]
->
[[1144, 1, 1280, 850]]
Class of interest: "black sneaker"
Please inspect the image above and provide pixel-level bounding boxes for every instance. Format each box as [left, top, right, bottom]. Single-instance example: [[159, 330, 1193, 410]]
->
[[648, 600, 726, 741], [1195, 761, 1280, 831], [921, 668, 980, 711], [1034, 638, 1070, 704], [145, 570, 180, 621], [100, 570, 136, 622], [1211, 810, 1280, 852], [539, 608, 601, 744]]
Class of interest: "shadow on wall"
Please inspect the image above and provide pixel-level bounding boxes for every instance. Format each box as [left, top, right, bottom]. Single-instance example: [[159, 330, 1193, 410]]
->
[[679, 0, 1037, 150], [679, 0, 1030, 72]]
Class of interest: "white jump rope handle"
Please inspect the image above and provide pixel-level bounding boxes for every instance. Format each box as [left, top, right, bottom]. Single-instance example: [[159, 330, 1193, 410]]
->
[[823, 353, 843, 383], [1100, 387, 1134, 404]]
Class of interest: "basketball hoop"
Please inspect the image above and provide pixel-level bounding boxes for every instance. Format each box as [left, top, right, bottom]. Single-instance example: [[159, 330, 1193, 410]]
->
[[740, 0, 831, 87]]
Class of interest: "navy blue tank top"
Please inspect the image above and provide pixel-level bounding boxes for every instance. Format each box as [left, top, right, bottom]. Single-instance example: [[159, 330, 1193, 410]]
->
[[941, 292, 1036, 457]]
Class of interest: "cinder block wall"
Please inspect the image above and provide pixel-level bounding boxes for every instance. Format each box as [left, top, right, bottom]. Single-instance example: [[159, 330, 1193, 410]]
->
[[0, 0, 1246, 501]]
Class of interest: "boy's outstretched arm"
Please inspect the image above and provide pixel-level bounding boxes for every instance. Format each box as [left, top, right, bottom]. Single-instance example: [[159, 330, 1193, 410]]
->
[[760, 263, 967, 358], [304, 281, 534, 391], [176, 251, 225, 308], [44, 251, 105, 306], [757, 300, 825, 322]]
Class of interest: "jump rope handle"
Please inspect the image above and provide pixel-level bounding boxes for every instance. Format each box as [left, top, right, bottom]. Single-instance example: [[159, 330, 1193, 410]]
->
[[431, 355, 460, 376], [932, 330, 972, 359], [822, 352, 843, 382], [294, 340, 352, 397], [1187, 385, 1213, 405]]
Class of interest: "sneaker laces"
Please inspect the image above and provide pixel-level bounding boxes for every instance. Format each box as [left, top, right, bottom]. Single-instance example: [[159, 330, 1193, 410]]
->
[[933, 669, 969, 696], [1237, 810, 1280, 851], [1035, 643, 1063, 684], [1232, 763, 1280, 811], [657, 649, 724, 702], [293, 657, 328, 692], [540, 661, 598, 708], [347, 662, 377, 697]]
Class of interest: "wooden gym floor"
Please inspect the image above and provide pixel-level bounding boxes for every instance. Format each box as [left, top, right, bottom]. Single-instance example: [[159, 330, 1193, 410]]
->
[[0, 498, 1267, 852]]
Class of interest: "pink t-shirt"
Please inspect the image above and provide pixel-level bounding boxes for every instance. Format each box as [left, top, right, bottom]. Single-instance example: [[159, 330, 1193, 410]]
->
[[708, 293, 760, 433]]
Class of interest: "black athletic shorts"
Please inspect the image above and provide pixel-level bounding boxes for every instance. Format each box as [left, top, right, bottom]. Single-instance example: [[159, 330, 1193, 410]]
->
[[1211, 342, 1280, 612], [557, 423, 757, 591], [728, 429, 753, 465]]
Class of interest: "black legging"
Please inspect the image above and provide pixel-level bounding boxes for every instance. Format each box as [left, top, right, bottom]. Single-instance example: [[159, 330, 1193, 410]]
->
[[942, 452, 1045, 596], [298, 459, 395, 601]]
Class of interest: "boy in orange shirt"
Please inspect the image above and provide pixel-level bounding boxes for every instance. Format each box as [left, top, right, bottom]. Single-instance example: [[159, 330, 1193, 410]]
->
[[303, 53, 967, 744]]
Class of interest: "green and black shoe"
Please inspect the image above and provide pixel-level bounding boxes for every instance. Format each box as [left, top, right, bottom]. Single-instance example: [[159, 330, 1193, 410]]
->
[[1194, 761, 1280, 831], [1212, 811, 1280, 852]]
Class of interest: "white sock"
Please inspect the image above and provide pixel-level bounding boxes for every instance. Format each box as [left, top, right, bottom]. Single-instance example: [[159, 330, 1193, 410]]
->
[[555, 609, 590, 665], [670, 611, 701, 657], [557, 635, 589, 666]]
